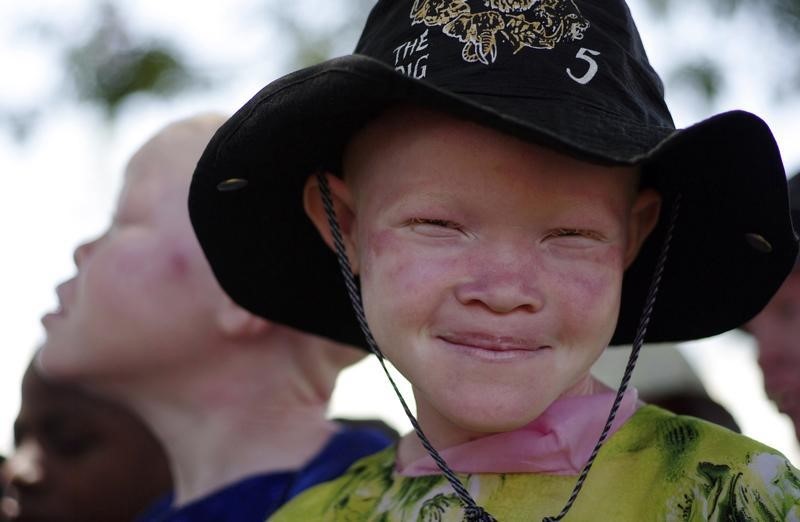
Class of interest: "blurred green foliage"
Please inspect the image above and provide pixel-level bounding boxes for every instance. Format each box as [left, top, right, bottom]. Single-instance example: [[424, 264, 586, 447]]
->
[[68, 46, 194, 117], [645, 0, 800, 105], [64, 3, 200, 117], [265, 0, 375, 69], [669, 60, 724, 104]]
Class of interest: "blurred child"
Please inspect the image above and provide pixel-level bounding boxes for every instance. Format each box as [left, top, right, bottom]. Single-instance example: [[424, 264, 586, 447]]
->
[[189, 1, 800, 519], [36, 114, 392, 521], [1, 360, 171, 522]]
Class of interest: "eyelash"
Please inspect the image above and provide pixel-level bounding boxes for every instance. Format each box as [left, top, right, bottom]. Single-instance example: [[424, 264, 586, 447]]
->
[[405, 217, 463, 230], [545, 228, 605, 241], [403, 221, 604, 243]]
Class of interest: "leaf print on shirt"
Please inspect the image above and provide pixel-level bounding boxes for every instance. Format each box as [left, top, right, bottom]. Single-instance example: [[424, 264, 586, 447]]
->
[[668, 453, 800, 521]]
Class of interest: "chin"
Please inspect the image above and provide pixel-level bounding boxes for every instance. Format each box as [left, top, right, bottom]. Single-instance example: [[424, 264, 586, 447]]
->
[[435, 386, 555, 434], [36, 343, 88, 381], [450, 414, 538, 435]]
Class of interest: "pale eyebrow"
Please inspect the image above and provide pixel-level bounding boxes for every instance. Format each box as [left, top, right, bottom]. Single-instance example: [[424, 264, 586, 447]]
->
[[553, 193, 628, 226], [386, 191, 462, 213]]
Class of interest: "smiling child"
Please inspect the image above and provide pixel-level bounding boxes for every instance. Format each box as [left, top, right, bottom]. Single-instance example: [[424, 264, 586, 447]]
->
[[189, 0, 800, 520]]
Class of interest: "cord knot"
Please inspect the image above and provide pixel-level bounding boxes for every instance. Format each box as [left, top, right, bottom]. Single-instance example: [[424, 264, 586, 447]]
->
[[464, 505, 498, 522]]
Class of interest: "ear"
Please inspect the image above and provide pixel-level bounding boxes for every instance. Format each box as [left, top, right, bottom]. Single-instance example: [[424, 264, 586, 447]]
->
[[303, 173, 360, 273], [216, 296, 271, 339], [624, 188, 662, 268]]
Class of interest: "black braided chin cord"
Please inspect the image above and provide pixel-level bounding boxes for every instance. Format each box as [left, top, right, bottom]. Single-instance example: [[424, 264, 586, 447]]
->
[[316, 173, 496, 522], [318, 172, 679, 522]]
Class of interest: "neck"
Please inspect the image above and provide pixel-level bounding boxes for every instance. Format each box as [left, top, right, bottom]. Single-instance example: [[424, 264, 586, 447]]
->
[[397, 374, 609, 467], [93, 335, 340, 506], [149, 397, 336, 506]]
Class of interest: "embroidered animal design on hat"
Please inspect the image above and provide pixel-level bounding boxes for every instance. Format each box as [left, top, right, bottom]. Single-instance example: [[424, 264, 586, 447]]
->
[[485, 0, 537, 12], [411, 0, 589, 64], [411, 0, 471, 26], [443, 11, 506, 64]]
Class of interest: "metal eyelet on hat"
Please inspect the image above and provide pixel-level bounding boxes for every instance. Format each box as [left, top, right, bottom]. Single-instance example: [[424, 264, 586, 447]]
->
[[744, 233, 773, 253], [216, 178, 249, 192]]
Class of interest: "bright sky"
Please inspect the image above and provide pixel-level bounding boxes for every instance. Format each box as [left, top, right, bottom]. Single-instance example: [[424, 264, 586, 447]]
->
[[1, 0, 798, 466]]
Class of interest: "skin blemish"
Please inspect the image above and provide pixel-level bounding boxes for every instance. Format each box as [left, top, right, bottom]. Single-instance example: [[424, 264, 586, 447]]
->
[[168, 250, 191, 277]]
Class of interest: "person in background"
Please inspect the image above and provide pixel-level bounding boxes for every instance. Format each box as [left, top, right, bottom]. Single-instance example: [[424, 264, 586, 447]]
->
[[593, 344, 740, 432], [747, 172, 800, 442], [0, 360, 171, 522], [0, 456, 5, 522], [35, 114, 393, 522]]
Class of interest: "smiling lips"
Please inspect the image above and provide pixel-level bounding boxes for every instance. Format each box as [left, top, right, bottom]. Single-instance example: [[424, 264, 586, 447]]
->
[[438, 332, 549, 360], [41, 282, 72, 325]]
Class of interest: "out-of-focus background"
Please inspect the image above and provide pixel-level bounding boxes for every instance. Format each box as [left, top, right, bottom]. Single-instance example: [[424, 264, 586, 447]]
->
[[2, 0, 799, 463]]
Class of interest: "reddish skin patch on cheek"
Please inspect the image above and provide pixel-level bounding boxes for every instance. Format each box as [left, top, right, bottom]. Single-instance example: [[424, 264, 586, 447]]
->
[[362, 229, 456, 308], [168, 250, 191, 278], [564, 258, 619, 301], [364, 230, 393, 261], [379, 242, 428, 295]]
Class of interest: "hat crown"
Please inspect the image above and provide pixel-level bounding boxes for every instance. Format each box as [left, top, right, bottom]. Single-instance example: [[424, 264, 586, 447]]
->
[[355, 0, 674, 139]]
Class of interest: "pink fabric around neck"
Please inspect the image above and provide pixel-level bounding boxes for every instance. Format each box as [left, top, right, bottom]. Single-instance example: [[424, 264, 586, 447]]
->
[[397, 387, 640, 477]]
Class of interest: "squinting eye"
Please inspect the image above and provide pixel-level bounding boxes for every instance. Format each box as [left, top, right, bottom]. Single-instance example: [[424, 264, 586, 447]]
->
[[47, 431, 99, 459], [407, 218, 458, 228], [544, 228, 606, 243], [405, 217, 465, 237]]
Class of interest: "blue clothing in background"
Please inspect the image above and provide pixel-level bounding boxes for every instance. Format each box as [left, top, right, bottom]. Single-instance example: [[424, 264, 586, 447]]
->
[[137, 425, 393, 522]]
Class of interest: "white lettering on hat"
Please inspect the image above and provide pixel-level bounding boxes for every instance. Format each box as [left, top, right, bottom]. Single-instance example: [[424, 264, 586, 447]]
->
[[566, 47, 601, 85], [394, 29, 430, 79]]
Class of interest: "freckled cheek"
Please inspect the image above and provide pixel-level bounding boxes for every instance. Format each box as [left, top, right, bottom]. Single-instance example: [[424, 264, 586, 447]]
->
[[360, 232, 459, 328], [550, 255, 625, 340]]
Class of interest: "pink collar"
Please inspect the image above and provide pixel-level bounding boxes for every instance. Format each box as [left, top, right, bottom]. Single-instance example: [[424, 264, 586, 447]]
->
[[397, 388, 640, 476]]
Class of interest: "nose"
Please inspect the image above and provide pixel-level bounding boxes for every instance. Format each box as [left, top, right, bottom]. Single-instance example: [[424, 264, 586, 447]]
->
[[4, 440, 44, 489], [756, 338, 786, 370], [73, 235, 100, 267], [454, 249, 544, 314]]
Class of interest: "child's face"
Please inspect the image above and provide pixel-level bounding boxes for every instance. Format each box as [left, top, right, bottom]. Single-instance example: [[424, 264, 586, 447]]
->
[[312, 108, 660, 437], [0, 367, 171, 521], [38, 138, 223, 381]]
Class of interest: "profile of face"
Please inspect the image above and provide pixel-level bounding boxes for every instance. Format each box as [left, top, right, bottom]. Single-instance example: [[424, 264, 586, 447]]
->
[[1, 365, 171, 521], [37, 118, 228, 380], [747, 269, 800, 440], [306, 108, 661, 438]]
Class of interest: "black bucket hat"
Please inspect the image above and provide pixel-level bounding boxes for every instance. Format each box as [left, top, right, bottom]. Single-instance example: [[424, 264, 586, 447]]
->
[[188, 0, 798, 350], [790, 172, 800, 265]]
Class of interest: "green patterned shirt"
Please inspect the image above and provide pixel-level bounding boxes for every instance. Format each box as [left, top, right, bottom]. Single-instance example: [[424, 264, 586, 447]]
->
[[269, 406, 800, 521]]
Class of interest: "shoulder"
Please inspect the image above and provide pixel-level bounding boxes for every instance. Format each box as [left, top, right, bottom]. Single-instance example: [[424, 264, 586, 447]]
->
[[270, 446, 399, 521], [619, 404, 789, 462], [611, 405, 800, 520]]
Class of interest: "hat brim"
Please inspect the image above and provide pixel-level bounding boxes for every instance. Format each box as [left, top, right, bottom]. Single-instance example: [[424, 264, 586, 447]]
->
[[189, 55, 798, 349]]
